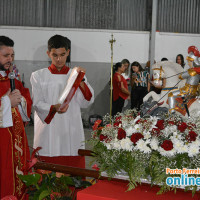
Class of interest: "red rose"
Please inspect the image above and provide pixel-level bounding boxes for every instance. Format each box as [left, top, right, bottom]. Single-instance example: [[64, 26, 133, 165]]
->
[[99, 134, 107, 141], [131, 133, 144, 144], [186, 131, 198, 142], [168, 121, 175, 125], [114, 121, 122, 127], [178, 122, 187, 132], [115, 116, 122, 121], [117, 128, 126, 140], [151, 128, 161, 136], [161, 140, 173, 151], [156, 120, 165, 130], [188, 123, 196, 130], [136, 119, 141, 124]]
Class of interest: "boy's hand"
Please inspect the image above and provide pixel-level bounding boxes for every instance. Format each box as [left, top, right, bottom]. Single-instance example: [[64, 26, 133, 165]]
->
[[76, 66, 86, 73]]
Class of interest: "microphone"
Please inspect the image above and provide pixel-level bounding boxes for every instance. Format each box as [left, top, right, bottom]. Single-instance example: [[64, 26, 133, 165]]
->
[[8, 72, 16, 92]]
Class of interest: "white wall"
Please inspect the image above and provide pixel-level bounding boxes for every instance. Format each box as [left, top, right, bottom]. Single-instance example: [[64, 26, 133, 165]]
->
[[1, 26, 200, 64], [155, 32, 200, 62], [0, 26, 149, 63], [1, 26, 200, 117]]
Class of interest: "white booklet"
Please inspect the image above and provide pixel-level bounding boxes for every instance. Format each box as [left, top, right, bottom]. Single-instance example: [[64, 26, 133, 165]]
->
[[58, 67, 85, 110]]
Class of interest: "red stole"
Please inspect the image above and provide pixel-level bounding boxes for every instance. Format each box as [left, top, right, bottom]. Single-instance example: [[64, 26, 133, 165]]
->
[[45, 64, 92, 124]]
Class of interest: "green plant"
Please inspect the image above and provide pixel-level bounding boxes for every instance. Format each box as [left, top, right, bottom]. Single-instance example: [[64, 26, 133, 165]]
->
[[19, 171, 91, 200]]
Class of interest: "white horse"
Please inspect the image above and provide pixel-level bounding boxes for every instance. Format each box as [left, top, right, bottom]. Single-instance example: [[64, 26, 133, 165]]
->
[[143, 61, 200, 117]]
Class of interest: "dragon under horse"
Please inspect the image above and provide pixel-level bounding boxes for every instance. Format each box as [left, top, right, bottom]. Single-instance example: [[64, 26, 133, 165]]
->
[[142, 47, 200, 118]]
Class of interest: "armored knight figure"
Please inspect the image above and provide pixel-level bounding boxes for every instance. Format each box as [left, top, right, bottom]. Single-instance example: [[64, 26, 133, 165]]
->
[[168, 46, 200, 114]]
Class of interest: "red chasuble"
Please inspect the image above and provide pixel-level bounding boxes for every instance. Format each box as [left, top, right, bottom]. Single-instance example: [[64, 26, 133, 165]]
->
[[0, 72, 32, 199]]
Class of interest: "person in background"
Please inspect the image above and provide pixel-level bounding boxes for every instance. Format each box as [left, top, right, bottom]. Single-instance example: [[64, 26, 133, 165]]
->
[[130, 61, 150, 110], [176, 54, 185, 69], [121, 59, 130, 83], [30, 34, 94, 169], [0, 36, 32, 199], [121, 59, 130, 108], [161, 57, 168, 61], [112, 62, 130, 116]]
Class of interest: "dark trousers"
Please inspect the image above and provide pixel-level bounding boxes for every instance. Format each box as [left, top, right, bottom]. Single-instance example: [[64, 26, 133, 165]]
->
[[112, 96, 125, 116], [131, 86, 148, 111]]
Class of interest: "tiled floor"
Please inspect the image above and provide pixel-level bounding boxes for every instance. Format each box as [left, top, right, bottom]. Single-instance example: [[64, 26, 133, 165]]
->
[[25, 125, 94, 169]]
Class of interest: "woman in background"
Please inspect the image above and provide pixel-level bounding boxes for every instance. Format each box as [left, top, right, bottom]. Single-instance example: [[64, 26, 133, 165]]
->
[[176, 54, 185, 68], [112, 62, 130, 116], [121, 59, 130, 83], [131, 61, 150, 111]]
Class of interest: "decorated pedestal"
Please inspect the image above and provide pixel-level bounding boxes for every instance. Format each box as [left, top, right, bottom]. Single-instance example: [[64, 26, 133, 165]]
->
[[89, 110, 200, 195]]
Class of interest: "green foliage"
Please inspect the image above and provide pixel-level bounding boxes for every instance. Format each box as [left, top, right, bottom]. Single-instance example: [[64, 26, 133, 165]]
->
[[19, 172, 92, 200], [90, 139, 200, 195]]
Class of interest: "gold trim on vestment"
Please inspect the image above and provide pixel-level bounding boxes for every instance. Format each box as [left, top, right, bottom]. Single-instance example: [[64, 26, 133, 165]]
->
[[8, 125, 15, 195]]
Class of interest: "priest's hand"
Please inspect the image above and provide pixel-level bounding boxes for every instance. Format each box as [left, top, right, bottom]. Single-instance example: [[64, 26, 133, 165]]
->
[[76, 66, 86, 73], [7, 89, 22, 107]]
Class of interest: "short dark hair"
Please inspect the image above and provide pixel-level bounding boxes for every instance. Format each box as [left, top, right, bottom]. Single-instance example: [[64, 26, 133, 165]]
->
[[113, 62, 122, 74], [48, 35, 70, 51], [161, 57, 168, 61], [0, 36, 14, 48]]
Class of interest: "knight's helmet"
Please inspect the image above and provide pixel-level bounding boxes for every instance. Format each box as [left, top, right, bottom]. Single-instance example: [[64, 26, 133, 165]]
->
[[187, 46, 200, 67]]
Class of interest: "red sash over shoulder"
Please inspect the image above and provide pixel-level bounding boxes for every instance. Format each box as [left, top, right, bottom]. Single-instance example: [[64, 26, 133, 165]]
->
[[45, 65, 92, 124]]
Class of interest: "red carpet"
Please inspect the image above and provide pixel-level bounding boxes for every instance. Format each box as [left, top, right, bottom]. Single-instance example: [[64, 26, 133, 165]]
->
[[77, 180, 200, 200]]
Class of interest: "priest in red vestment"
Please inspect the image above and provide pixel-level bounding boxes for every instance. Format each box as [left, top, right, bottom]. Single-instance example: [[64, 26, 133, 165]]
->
[[0, 36, 32, 199]]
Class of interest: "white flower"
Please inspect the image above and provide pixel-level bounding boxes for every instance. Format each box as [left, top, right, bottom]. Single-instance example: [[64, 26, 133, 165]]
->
[[171, 138, 185, 154], [159, 147, 176, 157], [125, 126, 135, 137], [125, 124, 142, 136], [135, 139, 151, 153], [163, 125, 177, 137], [112, 140, 121, 150], [150, 137, 159, 150], [104, 142, 112, 150], [143, 131, 151, 140], [120, 138, 133, 151], [188, 143, 199, 157]]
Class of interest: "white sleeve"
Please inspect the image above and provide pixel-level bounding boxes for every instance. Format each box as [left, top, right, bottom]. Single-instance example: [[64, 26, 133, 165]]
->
[[30, 72, 52, 123], [0, 95, 13, 127], [18, 97, 30, 122], [75, 76, 94, 108]]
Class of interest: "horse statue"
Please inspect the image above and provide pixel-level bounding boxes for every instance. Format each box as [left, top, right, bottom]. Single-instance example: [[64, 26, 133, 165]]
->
[[142, 61, 200, 118]]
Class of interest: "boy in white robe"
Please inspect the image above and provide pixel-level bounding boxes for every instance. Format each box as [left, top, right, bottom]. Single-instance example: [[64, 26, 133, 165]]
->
[[30, 35, 94, 168]]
